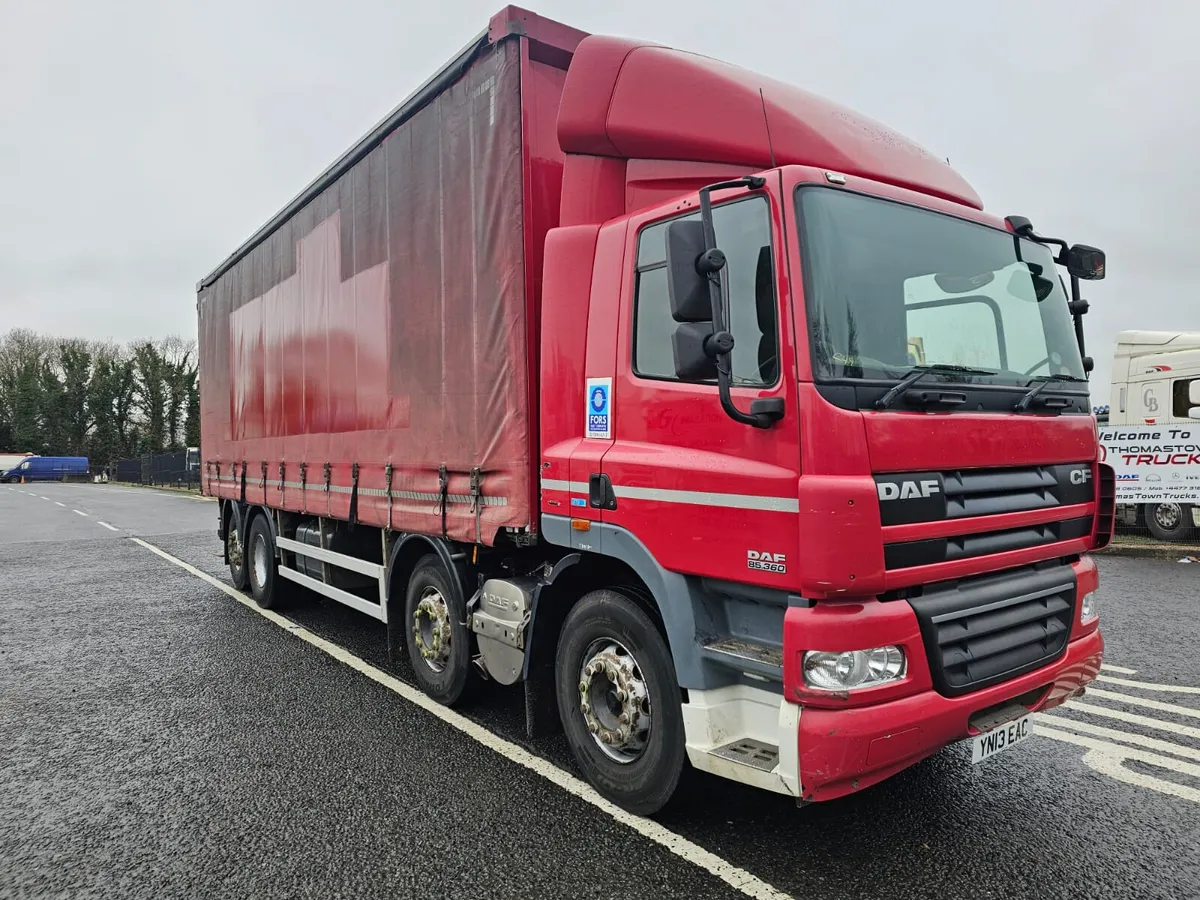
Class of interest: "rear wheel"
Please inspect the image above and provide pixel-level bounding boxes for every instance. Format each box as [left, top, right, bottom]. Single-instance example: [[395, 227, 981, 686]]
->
[[555, 589, 685, 816], [1142, 501, 1190, 542], [247, 514, 285, 609], [227, 515, 249, 590], [1146, 502, 1195, 542], [403, 554, 475, 706]]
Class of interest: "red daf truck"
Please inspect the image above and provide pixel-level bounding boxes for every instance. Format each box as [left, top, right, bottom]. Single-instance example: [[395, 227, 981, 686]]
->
[[198, 7, 1113, 815]]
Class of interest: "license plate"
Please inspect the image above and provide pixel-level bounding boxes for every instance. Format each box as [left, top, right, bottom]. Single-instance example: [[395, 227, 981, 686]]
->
[[970, 714, 1033, 765]]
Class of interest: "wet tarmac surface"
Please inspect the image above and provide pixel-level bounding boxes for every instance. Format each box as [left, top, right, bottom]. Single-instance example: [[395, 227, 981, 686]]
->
[[3, 483, 1199, 899]]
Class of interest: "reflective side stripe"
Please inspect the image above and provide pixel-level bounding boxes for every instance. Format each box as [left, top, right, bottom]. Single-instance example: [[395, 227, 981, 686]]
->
[[541, 479, 588, 494], [613, 485, 799, 513], [539, 478, 798, 513]]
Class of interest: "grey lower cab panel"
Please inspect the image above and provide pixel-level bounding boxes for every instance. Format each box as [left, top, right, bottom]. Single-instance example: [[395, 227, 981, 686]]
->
[[709, 738, 780, 772]]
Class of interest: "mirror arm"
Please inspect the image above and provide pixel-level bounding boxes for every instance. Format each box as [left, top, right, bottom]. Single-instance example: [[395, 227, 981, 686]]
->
[[1068, 276, 1093, 375], [1010, 220, 1069, 265], [697, 176, 778, 429]]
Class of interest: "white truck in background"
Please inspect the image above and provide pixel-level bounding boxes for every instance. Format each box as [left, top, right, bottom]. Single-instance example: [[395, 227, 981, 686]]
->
[[1107, 330, 1200, 541]]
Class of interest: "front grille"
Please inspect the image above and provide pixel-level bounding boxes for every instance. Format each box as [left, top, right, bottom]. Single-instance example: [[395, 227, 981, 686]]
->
[[945, 466, 1065, 518], [884, 515, 1092, 569], [907, 562, 1076, 697], [876, 463, 1094, 527]]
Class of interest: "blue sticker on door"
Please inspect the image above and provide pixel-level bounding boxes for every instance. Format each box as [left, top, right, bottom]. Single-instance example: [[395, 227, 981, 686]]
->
[[586, 377, 612, 440]]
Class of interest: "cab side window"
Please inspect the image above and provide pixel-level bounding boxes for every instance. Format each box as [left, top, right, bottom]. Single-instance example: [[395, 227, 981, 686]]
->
[[1173, 378, 1200, 419], [633, 197, 778, 386]]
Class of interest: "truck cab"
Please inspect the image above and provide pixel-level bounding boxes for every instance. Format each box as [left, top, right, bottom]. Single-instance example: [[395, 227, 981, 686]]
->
[[539, 35, 1110, 804], [1110, 330, 1200, 425]]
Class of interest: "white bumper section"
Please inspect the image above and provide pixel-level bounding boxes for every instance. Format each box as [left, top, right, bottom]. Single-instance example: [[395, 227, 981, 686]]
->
[[681, 684, 800, 797]]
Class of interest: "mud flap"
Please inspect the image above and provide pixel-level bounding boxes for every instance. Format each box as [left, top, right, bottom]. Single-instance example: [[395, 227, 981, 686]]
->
[[385, 584, 406, 665], [524, 662, 561, 739]]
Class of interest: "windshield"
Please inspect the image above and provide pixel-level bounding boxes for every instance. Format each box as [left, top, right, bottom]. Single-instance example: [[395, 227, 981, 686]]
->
[[797, 187, 1085, 385]]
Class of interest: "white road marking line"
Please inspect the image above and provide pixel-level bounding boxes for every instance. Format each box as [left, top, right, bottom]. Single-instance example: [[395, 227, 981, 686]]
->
[[1086, 688, 1200, 720], [1098, 675, 1200, 695], [97, 521, 120, 532], [1035, 713, 1200, 761], [73, 509, 88, 517], [1067, 701, 1200, 741], [1036, 725, 1200, 804], [1101, 664, 1139, 675], [129, 537, 793, 900], [39, 495, 51, 500], [55, 502, 66, 507]]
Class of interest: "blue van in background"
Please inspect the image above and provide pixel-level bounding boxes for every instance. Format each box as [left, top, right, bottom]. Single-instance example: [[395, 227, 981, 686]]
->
[[2, 456, 90, 482]]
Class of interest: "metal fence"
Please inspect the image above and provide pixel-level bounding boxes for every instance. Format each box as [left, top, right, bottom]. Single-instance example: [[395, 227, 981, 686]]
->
[[109, 451, 201, 490], [1113, 501, 1200, 557]]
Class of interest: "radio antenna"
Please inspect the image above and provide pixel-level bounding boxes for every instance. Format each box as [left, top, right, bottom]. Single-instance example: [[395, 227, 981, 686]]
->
[[759, 88, 778, 168]]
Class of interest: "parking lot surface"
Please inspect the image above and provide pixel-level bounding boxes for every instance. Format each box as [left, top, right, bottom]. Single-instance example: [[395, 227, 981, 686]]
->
[[3, 484, 1199, 899]]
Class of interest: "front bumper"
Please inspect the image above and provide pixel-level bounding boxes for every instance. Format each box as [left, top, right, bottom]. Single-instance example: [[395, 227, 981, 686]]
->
[[795, 628, 1102, 801]]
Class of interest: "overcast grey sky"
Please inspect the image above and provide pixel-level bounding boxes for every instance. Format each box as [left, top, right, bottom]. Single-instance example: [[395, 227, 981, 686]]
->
[[1, 0, 1196, 400]]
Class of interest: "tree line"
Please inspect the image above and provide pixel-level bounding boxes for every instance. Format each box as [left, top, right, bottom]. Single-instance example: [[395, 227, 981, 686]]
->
[[0, 329, 199, 463]]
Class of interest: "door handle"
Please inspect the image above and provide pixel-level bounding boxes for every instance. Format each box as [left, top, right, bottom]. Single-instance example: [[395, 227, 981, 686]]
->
[[589, 473, 617, 510]]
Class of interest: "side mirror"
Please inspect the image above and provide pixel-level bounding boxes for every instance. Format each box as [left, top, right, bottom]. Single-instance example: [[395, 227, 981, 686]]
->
[[672, 322, 720, 381], [665, 219, 721, 322], [1067, 244, 1106, 281], [1189, 380, 1200, 405], [1188, 408, 1200, 421]]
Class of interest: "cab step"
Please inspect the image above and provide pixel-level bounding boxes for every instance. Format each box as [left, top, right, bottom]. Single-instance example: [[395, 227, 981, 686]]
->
[[701, 638, 784, 682], [709, 738, 780, 772]]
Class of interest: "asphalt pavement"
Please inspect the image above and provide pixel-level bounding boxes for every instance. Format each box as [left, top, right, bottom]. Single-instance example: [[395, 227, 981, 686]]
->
[[3, 483, 1199, 900]]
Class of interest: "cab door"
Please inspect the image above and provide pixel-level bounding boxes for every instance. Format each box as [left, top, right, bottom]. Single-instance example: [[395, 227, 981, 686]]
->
[[597, 186, 803, 589], [1133, 377, 1169, 424]]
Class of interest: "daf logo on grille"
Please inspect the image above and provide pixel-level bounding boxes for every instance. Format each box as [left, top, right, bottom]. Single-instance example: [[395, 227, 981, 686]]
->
[[878, 479, 941, 501]]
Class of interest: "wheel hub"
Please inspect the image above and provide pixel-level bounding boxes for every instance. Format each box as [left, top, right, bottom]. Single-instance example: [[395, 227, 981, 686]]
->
[[1155, 503, 1182, 530], [413, 587, 452, 673], [227, 527, 243, 571], [578, 639, 651, 764]]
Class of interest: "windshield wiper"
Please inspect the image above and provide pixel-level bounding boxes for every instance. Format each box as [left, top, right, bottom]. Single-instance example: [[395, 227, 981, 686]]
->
[[875, 364, 994, 410], [1014, 372, 1088, 413]]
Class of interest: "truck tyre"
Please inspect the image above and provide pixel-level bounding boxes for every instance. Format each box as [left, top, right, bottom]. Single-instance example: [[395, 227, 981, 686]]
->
[[1146, 502, 1195, 542], [246, 514, 285, 609], [403, 554, 475, 707], [227, 513, 249, 590], [555, 589, 686, 817]]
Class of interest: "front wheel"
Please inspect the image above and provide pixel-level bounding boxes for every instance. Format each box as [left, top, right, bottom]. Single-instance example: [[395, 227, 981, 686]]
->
[[555, 589, 686, 816], [1146, 502, 1195, 542]]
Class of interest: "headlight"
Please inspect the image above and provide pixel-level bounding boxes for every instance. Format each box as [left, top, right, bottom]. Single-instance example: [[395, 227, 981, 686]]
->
[[802, 646, 906, 691], [1080, 591, 1098, 623]]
